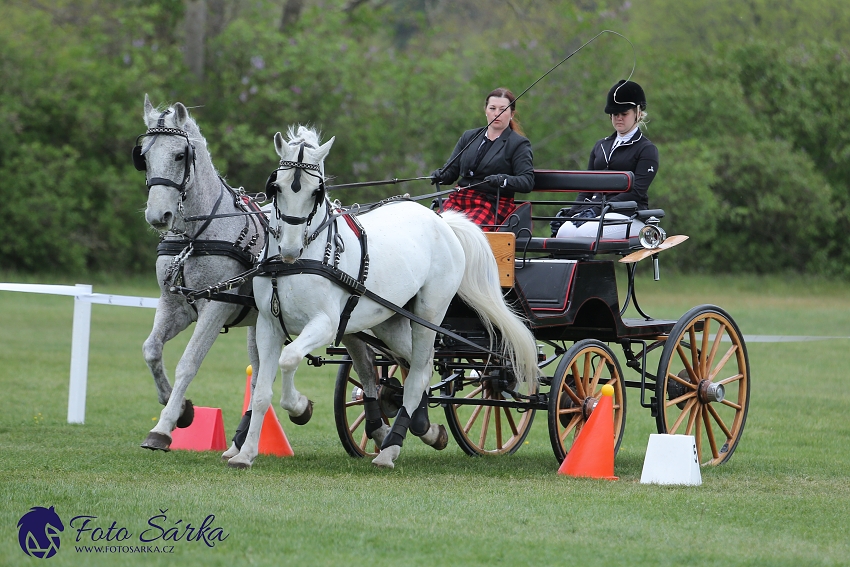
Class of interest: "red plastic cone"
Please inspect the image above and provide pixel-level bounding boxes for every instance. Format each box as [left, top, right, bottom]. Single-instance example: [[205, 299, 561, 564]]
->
[[242, 366, 294, 457], [170, 407, 227, 451], [557, 385, 618, 480]]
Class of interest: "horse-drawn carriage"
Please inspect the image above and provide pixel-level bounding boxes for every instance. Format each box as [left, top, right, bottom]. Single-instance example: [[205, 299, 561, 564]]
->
[[331, 169, 749, 467], [136, 101, 749, 469]]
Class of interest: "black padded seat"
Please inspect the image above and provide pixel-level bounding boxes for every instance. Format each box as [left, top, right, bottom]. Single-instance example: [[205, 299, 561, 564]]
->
[[533, 170, 634, 192]]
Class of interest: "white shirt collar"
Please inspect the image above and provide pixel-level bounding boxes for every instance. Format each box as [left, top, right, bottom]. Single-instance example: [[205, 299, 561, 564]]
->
[[615, 125, 639, 144]]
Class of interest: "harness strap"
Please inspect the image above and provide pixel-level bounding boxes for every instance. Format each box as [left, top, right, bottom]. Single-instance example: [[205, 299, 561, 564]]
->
[[157, 239, 257, 267], [270, 277, 294, 344], [259, 259, 500, 357], [222, 304, 254, 333]]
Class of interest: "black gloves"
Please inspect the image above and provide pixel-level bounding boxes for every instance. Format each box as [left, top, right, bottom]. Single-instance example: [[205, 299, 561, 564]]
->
[[570, 207, 598, 228], [430, 169, 443, 185], [484, 174, 507, 189], [549, 207, 600, 236]]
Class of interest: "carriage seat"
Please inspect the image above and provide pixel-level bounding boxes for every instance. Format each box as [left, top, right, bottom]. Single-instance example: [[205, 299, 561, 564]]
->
[[519, 235, 639, 256], [533, 169, 634, 192]]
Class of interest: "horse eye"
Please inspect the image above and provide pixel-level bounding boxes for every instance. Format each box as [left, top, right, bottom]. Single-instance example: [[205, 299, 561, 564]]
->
[[175, 153, 185, 162]]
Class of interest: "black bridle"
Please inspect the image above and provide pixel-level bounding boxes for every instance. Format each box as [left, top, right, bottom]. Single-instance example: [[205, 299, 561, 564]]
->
[[132, 109, 196, 198], [265, 142, 326, 228]]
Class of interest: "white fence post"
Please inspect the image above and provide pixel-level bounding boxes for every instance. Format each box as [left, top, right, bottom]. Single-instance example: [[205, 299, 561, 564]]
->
[[67, 284, 92, 424]]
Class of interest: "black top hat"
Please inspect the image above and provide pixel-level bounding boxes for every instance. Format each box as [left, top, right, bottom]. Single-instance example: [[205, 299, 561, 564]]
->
[[605, 80, 646, 114]]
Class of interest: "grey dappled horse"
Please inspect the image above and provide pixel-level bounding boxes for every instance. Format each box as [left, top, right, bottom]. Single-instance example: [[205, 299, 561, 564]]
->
[[136, 95, 266, 455]]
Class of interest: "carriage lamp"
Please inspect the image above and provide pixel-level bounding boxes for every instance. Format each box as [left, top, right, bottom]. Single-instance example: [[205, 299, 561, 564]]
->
[[638, 217, 666, 249]]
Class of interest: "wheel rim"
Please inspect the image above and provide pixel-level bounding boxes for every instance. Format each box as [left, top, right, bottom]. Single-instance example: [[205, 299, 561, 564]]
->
[[334, 360, 403, 458], [444, 361, 536, 456], [657, 308, 749, 466], [548, 340, 626, 464]]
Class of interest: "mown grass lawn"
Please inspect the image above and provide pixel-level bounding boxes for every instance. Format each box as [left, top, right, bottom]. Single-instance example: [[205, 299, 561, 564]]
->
[[1, 271, 848, 566]]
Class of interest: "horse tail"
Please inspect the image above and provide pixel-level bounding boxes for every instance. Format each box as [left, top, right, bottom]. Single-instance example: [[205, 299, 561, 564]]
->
[[440, 210, 539, 388]]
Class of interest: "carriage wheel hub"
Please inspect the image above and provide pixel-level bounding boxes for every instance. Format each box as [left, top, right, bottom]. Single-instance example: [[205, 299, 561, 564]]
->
[[581, 396, 599, 420], [698, 380, 725, 404]]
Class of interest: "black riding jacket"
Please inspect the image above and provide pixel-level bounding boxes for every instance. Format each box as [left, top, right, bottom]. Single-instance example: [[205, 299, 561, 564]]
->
[[567, 129, 659, 215], [436, 127, 534, 198]]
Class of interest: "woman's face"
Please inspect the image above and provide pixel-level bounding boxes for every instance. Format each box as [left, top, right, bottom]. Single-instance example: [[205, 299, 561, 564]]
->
[[485, 96, 514, 132], [611, 107, 639, 135]]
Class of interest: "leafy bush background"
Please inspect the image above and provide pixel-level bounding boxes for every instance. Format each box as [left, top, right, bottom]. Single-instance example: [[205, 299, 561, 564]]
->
[[1, 0, 848, 277]]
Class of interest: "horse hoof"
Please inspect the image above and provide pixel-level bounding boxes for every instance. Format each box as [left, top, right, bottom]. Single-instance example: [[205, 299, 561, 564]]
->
[[226, 455, 253, 469], [431, 425, 449, 451], [221, 444, 239, 461], [175, 399, 195, 429], [419, 423, 449, 450], [141, 432, 172, 452], [371, 445, 400, 469], [289, 399, 314, 426]]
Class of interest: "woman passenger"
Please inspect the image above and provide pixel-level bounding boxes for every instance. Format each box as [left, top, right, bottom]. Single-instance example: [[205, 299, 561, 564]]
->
[[554, 79, 659, 238]]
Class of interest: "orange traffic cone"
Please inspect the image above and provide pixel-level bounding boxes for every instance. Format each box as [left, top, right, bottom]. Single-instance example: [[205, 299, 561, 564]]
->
[[241, 365, 294, 457], [557, 384, 618, 480], [170, 407, 228, 451]]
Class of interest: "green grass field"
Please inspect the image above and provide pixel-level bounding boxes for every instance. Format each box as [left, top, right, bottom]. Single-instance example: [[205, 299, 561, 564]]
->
[[1, 272, 849, 566]]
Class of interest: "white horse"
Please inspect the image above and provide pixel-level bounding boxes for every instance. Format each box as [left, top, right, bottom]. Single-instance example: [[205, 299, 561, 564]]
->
[[137, 95, 266, 455], [226, 125, 539, 469]]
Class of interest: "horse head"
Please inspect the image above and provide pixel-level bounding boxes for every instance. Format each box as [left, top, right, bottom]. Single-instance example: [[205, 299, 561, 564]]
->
[[138, 94, 200, 233], [267, 126, 334, 262]]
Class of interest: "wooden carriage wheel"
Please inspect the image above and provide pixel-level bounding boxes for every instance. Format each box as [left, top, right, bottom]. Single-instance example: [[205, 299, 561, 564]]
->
[[443, 358, 536, 456], [547, 339, 627, 464], [333, 357, 405, 458], [655, 305, 750, 466]]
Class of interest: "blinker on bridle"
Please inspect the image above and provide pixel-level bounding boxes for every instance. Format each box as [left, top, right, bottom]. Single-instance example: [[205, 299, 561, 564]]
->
[[265, 142, 326, 226], [132, 109, 196, 198]]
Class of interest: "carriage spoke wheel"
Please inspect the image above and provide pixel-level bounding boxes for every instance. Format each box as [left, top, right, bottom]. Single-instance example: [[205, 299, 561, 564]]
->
[[547, 339, 626, 464], [333, 357, 405, 458], [443, 359, 536, 456], [656, 305, 750, 466]]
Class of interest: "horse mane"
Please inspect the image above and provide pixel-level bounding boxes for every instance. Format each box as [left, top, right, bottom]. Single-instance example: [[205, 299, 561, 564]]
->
[[284, 124, 322, 148]]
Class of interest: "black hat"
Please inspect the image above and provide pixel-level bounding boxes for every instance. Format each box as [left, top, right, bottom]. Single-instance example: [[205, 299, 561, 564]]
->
[[605, 80, 646, 114]]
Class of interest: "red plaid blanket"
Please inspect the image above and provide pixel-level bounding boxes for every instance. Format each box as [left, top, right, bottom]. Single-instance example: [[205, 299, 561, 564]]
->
[[441, 189, 516, 231]]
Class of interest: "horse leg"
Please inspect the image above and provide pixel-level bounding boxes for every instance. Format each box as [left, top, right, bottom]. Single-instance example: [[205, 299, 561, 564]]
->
[[278, 317, 335, 422], [373, 316, 443, 468], [142, 302, 233, 451], [222, 324, 260, 460], [372, 315, 447, 452], [340, 336, 389, 446], [142, 297, 192, 406], [227, 315, 282, 468]]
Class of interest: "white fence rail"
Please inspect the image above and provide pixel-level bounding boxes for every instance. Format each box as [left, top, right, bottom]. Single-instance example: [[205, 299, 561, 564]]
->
[[0, 283, 158, 424]]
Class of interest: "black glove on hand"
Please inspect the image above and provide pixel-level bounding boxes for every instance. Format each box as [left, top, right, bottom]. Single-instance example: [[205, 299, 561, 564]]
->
[[430, 169, 443, 185], [550, 207, 571, 237], [484, 174, 507, 189], [571, 207, 598, 228]]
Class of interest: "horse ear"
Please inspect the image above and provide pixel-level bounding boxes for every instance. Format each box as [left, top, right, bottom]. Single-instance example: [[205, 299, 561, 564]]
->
[[274, 132, 285, 157], [144, 94, 154, 125], [315, 136, 335, 161], [174, 102, 189, 128]]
